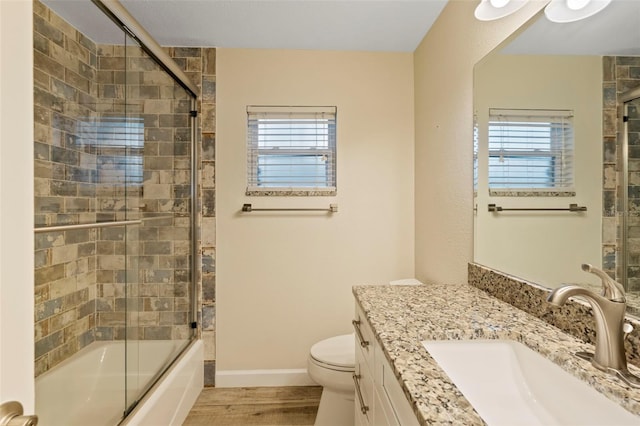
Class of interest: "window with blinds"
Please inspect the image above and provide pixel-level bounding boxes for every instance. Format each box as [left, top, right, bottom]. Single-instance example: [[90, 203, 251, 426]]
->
[[246, 106, 337, 194], [488, 109, 574, 193]]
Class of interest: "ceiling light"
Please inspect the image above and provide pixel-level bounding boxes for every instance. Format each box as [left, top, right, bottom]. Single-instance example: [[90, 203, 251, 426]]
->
[[474, 0, 528, 21], [544, 0, 612, 23]]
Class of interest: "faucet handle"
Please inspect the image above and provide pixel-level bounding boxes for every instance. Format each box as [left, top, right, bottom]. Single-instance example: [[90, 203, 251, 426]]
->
[[581, 263, 626, 302]]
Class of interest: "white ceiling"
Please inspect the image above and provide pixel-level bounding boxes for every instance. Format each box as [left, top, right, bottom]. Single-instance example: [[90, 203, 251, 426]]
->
[[503, 0, 640, 56], [42, 0, 449, 52], [40, 0, 640, 56]]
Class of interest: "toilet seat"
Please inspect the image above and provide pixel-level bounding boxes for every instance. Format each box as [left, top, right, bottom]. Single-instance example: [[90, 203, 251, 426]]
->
[[309, 334, 355, 372]]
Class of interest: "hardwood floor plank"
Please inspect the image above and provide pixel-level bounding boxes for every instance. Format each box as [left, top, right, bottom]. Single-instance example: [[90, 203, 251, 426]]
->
[[191, 386, 322, 406], [183, 386, 322, 426]]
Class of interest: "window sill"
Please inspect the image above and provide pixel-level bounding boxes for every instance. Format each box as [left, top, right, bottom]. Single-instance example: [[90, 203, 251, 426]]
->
[[246, 187, 337, 197], [489, 189, 576, 197]]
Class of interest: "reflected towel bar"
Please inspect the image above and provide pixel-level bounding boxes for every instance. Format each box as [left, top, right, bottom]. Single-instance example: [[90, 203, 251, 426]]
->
[[242, 203, 338, 213], [488, 203, 587, 212]]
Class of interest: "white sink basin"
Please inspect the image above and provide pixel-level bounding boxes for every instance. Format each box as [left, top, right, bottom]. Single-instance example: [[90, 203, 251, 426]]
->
[[421, 339, 640, 426]]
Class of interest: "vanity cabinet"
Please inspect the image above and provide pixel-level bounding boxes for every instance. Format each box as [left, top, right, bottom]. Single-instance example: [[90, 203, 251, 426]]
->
[[353, 304, 420, 426]]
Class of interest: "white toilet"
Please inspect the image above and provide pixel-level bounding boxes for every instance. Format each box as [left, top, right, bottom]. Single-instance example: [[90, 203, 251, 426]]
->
[[307, 334, 356, 426], [307, 278, 423, 426]]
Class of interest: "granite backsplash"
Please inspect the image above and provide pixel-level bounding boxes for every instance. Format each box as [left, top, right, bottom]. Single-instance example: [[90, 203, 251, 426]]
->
[[468, 262, 640, 369]]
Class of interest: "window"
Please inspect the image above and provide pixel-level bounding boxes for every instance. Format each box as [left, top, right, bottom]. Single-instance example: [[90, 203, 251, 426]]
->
[[246, 106, 337, 195], [488, 109, 574, 194]]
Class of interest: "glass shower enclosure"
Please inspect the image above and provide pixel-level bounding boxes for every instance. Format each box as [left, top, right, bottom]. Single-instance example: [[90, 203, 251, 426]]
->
[[620, 86, 640, 315], [33, 0, 198, 424]]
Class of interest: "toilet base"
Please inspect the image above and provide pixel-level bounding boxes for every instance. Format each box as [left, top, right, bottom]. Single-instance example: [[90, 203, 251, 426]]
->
[[314, 387, 355, 426]]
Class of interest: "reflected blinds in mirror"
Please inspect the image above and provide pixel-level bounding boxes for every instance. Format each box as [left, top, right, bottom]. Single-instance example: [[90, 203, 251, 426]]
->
[[488, 109, 574, 192]]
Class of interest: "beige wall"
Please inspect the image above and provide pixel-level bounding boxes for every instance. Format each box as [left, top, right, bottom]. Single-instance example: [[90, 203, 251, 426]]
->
[[216, 48, 415, 372], [474, 54, 603, 288], [413, 0, 547, 285]]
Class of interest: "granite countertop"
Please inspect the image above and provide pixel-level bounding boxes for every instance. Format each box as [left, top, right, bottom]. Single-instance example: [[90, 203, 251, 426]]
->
[[353, 283, 640, 425]]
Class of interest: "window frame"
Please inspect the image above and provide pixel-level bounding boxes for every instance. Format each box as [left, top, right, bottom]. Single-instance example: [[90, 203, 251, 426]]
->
[[245, 105, 337, 196]]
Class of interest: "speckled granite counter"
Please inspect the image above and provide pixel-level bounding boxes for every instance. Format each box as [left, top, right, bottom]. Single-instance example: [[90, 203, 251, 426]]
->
[[353, 283, 640, 425]]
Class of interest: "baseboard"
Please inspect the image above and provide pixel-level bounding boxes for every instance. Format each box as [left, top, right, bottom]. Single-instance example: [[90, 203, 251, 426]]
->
[[215, 368, 317, 387]]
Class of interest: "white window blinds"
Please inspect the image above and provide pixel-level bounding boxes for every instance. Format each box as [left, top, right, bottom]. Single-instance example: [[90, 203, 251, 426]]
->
[[247, 106, 337, 192], [488, 109, 574, 192]]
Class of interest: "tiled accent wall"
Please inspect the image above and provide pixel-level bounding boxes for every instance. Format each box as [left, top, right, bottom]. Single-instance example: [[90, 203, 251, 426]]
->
[[33, 1, 216, 381], [165, 47, 217, 386], [92, 43, 194, 343], [602, 57, 640, 291], [33, 0, 100, 376], [469, 263, 640, 369]]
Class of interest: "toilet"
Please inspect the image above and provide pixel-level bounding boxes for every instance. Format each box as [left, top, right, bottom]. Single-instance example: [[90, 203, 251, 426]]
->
[[307, 334, 356, 425], [307, 278, 423, 426]]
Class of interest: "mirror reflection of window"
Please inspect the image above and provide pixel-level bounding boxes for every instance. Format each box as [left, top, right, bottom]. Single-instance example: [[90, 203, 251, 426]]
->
[[487, 109, 574, 195]]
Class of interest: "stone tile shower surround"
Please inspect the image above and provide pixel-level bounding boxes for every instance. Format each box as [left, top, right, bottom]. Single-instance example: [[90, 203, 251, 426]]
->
[[166, 46, 217, 386], [93, 42, 193, 344], [602, 56, 640, 289], [34, 0, 100, 375], [468, 262, 640, 369], [33, 0, 217, 380]]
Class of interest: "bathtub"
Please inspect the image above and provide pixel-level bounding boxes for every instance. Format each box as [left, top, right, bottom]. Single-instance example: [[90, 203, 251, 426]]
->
[[36, 339, 203, 426]]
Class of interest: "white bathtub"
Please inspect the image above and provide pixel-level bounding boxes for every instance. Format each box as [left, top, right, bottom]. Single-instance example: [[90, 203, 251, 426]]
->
[[36, 339, 203, 426]]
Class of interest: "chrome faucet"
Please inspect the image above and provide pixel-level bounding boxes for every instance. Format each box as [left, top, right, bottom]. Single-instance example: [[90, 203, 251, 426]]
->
[[547, 263, 640, 388]]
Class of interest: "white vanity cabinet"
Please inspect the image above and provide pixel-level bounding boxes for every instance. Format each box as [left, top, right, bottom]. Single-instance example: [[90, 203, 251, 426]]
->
[[353, 305, 420, 426]]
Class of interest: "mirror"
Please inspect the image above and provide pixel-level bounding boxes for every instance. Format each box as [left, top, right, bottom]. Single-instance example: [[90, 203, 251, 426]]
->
[[473, 1, 640, 313]]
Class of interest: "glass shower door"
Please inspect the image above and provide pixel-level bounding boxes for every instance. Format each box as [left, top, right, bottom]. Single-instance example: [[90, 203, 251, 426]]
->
[[34, 1, 197, 424], [122, 32, 196, 414], [623, 96, 640, 305], [123, 31, 144, 413]]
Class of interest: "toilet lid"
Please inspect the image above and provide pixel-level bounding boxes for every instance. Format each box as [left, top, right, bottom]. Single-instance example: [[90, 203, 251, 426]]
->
[[310, 334, 355, 369]]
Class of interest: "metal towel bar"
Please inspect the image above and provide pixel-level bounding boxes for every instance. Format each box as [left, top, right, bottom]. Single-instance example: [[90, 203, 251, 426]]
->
[[34, 219, 142, 233], [241, 203, 338, 213], [488, 203, 587, 212]]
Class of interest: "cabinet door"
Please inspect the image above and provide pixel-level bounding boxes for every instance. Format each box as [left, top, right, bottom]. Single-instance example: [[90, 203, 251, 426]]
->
[[373, 387, 399, 426], [380, 357, 420, 426]]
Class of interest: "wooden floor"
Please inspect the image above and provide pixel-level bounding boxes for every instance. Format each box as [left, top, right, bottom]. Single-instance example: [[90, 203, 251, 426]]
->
[[183, 386, 322, 426]]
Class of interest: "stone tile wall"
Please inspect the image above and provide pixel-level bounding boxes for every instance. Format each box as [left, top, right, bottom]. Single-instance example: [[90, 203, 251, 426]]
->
[[33, 0, 99, 376], [92, 43, 194, 343], [602, 57, 640, 291], [166, 47, 217, 386]]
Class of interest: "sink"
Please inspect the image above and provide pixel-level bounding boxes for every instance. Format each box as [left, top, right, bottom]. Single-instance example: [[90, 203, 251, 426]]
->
[[421, 339, 640, 426]]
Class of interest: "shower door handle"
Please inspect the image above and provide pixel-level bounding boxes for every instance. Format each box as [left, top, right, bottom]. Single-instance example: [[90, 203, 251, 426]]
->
[[0, 401, 37, 426]]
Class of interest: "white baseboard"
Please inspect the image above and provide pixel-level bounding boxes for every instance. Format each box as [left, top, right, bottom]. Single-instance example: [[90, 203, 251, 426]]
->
[[216, 368, 318, 388]]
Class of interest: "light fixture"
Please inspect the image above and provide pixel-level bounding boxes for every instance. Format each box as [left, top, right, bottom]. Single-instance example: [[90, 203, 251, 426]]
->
[[474, 0, 528, 21], [544, 0, 612, 23]]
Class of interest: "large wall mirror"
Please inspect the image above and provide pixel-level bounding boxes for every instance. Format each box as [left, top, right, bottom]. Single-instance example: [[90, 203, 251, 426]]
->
[[473, 1, 640, 313]]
